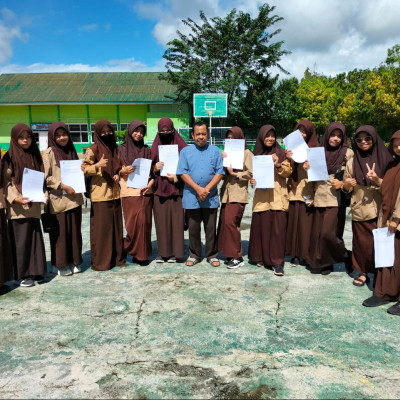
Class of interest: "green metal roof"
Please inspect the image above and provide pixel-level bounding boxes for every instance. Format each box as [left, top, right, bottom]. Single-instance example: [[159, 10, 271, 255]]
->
[[0, 72, 178, 105]]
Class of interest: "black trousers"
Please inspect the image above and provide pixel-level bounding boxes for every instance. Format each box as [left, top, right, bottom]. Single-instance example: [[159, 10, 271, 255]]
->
[[186, 208, 218, 261]]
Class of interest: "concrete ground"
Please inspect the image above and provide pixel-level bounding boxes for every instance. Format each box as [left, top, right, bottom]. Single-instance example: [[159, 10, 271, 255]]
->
[[1, 187, 400, 399]]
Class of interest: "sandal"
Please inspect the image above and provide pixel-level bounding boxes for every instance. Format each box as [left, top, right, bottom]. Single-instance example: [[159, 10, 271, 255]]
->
[[353, 273, 369, 287], [185, 257, 200, 267], [208, 258, 220, 267]]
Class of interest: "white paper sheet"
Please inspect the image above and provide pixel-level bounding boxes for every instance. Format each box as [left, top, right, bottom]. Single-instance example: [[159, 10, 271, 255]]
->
[[283, 129, 308, 163], [223, 139, 245, 170], [38, 132, 48, 152], [252, 155, 274, 189], [373, 227, 395, 268], [158, 144, 179, 177], [127, 158, 152, 189], [22, 168, 45, 202], [60, 160, 86, 193], [306, 147, 330, 182]]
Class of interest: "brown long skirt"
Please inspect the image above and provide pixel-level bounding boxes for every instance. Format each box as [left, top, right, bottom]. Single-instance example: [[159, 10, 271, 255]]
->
[[352, 219, 377, 274], [0, 209, 14, 284], [49, 206, 82, 268], [309, 207, 348, 269], [374, 231, 400, 301], [90, 199, 125, 271], [8, 217, 46, 280], [122, 195, 153, 261], [153, 195, 185, 259], [217, 202, 246, 258], [249, 210, 288, 266], [285, 201, 314, 263]]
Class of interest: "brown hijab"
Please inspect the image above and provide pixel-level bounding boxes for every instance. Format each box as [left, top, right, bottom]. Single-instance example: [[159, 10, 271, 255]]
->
[[118, 120, 150, 165], [253, 124, 285, 163], [322, 122, 348, 174], [47, 122, 79, 167], [151, 117, 187, 197], [90, 120, 121, 186], [1, 123, 44, 193], [352, 125, 391, 186], [290, 119, 319, 189], [381, 130, 400, 225], [295, 120, 319, 148]]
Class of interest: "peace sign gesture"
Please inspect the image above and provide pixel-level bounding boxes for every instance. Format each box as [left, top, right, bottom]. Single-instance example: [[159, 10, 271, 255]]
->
[[365, 162, 382, 186]]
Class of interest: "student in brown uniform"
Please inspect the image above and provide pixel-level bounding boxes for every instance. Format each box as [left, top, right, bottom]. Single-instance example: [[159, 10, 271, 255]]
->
[[0, 149, 14, 292], [285, 120, 319, 267], [342, 125, 391, 286], [362, 130, 400, 313], [118, 120, 154, 265], [306, 122, 353, 275], [218, 126, 253, 269], [43, 122, 84, 276], [83, 120, 125, 271], [151, 117, 187, 263], [248, 125, 292, 276], [1, 124, 46, 287]]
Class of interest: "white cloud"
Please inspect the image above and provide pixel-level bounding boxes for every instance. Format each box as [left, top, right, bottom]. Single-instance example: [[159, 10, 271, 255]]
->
[[0, 57, 166, 74], [132, 0, 400, 79], [0, 8, 29, 64], [78, 24, 99, 32]]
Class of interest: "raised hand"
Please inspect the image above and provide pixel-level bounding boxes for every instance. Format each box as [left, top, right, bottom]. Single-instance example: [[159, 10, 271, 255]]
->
[[96, 154, 108, 169], [366, 162, 381, 186]]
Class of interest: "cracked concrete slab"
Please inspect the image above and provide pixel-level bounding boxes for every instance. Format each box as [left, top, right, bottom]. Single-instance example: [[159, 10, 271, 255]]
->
[[1, 188, 400, 399]]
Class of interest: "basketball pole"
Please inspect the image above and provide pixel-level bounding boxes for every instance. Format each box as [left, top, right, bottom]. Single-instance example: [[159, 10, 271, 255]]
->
[[208, 111, 213, 145]]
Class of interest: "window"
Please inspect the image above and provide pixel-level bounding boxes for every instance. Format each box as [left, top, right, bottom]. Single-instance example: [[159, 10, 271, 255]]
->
[[67, 124, 89, 143], [119, 123, 129, 131]]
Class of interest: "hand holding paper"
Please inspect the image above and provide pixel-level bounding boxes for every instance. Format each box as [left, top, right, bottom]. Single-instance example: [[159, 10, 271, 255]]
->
[[127, 158, 152, 189], [22, 168, 45, 203], [283, 130, 308, 163], [60, 160, 86, 194], [252, 155, 274, 189], [223, 139, 245, 170], [158, 145, 179, 177], [306, 147, 329, 182], [373, 227, 395, 268]]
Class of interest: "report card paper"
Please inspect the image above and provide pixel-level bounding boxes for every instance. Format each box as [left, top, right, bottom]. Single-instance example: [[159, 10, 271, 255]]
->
[[60, 160, 86, 193], [223, 139, 245, 170], [22, 168, 45, 203], [158, 144, 179, 177]]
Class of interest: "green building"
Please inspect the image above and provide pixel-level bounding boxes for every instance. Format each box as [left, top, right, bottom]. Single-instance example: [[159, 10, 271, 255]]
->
[[0, 72, 190, 153]]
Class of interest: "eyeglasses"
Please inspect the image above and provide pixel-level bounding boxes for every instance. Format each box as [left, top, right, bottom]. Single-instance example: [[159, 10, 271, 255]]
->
[[355, 136, 373, 144]]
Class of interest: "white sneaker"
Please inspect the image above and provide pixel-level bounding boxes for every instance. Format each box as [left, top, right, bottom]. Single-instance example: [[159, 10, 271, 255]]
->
[[57, 266, 73, 276], [227, 258, 244, 269], [72, 265, 81, 274]]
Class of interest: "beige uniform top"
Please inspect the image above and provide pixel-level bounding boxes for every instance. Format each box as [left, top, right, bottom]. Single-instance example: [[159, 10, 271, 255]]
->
[[83, 148, 120, 202], [344, 160, 382, 221], [2, 164, 42, 219], [220, 149, 253, 204], [252, 159, 293, 212], [43, 148, 84, 214], [287, 162, 313, 202], [314, 148, 354, 208]]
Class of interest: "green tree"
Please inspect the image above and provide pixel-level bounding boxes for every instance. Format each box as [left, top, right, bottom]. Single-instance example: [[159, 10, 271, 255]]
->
[[160, 4, 289, 127], [269, 77, 299, 136]]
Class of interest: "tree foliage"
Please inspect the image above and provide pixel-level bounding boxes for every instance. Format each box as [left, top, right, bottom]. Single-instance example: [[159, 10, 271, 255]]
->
[[271, 45, 400, 140], [160, 4, 289, 127]]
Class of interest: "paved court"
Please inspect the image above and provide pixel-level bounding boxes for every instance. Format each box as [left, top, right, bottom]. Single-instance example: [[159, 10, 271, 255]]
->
[[1, 188, 400, 399]]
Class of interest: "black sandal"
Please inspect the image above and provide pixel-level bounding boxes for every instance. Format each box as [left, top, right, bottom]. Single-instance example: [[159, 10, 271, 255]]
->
[[353, 273, 369, 287]]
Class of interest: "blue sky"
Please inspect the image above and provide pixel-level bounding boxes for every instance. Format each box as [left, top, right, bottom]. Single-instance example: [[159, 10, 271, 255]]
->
[[1, 0, 400, 78]]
